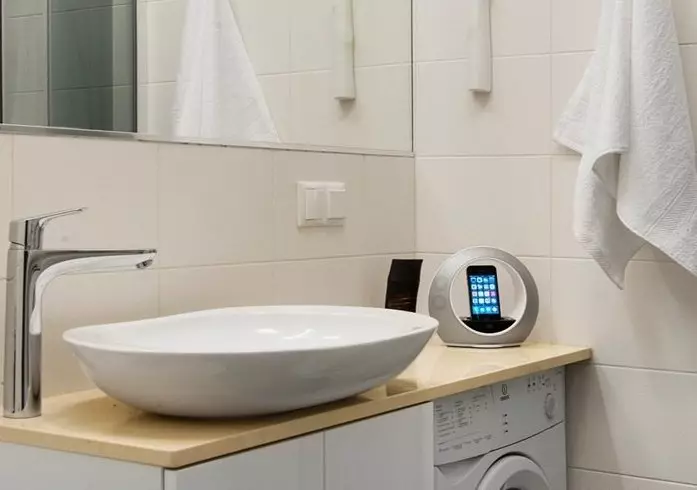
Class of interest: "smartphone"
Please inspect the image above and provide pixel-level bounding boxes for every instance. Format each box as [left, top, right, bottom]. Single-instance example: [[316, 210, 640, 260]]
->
[[466, 265, 502, 321]]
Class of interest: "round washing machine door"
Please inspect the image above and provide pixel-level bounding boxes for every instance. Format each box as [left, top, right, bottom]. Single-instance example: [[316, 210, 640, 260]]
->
[[477, 455, 550, 490]]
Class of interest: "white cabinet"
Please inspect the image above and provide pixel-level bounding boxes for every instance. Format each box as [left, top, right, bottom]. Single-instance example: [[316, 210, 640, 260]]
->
[[0, 442, 162, 490], [325, 404, 434, 490], [0, 404, 434, 490], [165, 433, 324, 490]]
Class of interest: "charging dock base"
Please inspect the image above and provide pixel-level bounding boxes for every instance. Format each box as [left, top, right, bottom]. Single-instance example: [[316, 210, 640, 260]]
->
[[459, 317, 517, 335]]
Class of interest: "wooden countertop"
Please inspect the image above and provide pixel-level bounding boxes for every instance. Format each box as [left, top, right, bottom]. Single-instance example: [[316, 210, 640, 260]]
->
[[0, 342, 590, 469]]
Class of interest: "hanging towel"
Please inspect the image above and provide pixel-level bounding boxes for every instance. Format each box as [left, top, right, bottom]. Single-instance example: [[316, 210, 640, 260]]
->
[[554, 0, 697, 288], [172, 0, 280, 143]]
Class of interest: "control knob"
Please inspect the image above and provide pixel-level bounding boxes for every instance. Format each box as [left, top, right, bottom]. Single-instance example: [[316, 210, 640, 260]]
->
[[544, 393, 556, 420]]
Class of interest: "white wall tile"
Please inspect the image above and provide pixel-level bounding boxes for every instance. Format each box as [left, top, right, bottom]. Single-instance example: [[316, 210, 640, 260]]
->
[[141, 0, 186, 84], [354, 0, 412, 67], [489, 0, 551, 57], [231, 0, 291, 75], [569, 468, 697, 490], [0, 280, 5, 388], [551, 52, 592, 155], [273, 258, 368, 306], [551, 258, 697, 372], [258, 74, 292, 143], [289, 65, 412, 151], [551, 0, 601, 53], [159, 264, 275, 316], [0, 137, 12, 279], [158, 143, 274, 267], [551, 155, 583, 258], [289, 0, 332, 72], [416, 157, 551, 256], [413, 0, 468, 62], [415, 57, 551, 156], [568, 364, 697, 484], [13, 135, 158, 250], [674, 0, 697, 45], [138, 82, 177, 136], [273, 150, 364, 260], [42, 270, 159, 396], [414, 0, 551, 62], [363, 156, 415, 255]]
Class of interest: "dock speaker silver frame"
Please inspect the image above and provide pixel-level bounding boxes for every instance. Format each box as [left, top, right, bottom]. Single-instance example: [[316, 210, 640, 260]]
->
[[428, 246, 538, 348]]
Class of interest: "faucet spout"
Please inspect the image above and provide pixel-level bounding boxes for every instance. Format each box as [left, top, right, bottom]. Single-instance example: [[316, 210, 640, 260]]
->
[[3, 247, 157, 419]]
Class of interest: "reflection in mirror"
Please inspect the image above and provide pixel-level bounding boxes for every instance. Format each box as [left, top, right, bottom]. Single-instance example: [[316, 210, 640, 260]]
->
[[3, 0, 136, 132], [1, 0, 412, 152]]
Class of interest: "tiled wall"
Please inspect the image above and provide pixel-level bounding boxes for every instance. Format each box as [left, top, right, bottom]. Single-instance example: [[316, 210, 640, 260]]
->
[[413, 0, 697, 488], [0, 134, 414, 397], [137, 0, 412, 151], [3, 0, 136, 131]]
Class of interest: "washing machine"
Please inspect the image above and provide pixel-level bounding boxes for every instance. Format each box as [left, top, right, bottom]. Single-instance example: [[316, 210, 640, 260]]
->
[[434, 368, 566, 490]]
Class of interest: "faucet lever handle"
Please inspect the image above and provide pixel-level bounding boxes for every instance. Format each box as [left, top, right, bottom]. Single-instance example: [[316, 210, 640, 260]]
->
[[9, 207, 86, 249]]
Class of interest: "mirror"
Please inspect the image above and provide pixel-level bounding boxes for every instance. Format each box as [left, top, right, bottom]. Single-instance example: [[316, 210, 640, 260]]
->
[[1, 0, 413, 152]]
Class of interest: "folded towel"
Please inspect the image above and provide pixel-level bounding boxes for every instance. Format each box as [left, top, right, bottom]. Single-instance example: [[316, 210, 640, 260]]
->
[[173, 0, 279, 143], [554, 0, 697, 288]]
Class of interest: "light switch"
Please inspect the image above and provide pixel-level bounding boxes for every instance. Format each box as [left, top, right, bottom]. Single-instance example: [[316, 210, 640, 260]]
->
[[297, 181, 347, 227]]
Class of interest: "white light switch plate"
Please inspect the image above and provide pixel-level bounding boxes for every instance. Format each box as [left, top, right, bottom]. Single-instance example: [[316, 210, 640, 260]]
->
[[297, 181, 347, 227]]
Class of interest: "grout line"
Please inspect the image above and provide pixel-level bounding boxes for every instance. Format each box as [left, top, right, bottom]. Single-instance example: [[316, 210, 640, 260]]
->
[[569, 467, 697, 487], [65, 253, 415, 277], [416, 154, 567, 159], [589, 362, 697, 377]]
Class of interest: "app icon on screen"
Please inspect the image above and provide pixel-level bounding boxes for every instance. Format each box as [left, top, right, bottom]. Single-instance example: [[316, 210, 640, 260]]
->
[[473, 306, 480, 314], [484, 291, 491, 297], [476, 277, 483, 283], [492, 307, 499, 313], [471, 284, 477, 291], [492, 298, 498, 305], [470, 277, 476, 284], [482, 277, 489, 283], [485, 298, 491, 304], [486, 307, 493, 313], [491, 291, 497, 297], [477, 284, 483, 290]]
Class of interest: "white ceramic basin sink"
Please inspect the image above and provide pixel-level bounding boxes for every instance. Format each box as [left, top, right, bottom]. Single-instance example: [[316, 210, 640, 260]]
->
[[63, 306, 438, 418]]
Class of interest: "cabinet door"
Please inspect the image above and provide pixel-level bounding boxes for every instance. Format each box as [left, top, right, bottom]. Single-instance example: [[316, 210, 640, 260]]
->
[[164, 433, 323, 490], [325, 404, 434, 490], [0, 442, 162, 490]]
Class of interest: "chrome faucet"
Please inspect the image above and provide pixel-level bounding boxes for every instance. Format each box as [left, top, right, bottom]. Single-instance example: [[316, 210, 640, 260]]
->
[[3, 208, 156, 419]]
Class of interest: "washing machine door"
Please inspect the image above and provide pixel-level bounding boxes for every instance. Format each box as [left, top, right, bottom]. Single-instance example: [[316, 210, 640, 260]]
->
[[477, 455, 550, 490]]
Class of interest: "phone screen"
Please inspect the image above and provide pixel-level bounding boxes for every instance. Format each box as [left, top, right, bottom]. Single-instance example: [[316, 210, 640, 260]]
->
[[467, 265, 502, 321]]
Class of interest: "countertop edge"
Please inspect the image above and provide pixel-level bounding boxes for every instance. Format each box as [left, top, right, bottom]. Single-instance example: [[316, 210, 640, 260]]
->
[[0, 346, 592, 469]]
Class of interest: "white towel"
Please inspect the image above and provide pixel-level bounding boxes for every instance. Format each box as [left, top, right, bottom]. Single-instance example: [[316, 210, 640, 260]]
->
[[554, 0, 697, 288], [173, 0, 279, 143]]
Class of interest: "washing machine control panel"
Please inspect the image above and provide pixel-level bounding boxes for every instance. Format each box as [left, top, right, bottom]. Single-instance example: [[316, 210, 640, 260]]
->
[[433, 368, 565, 466]]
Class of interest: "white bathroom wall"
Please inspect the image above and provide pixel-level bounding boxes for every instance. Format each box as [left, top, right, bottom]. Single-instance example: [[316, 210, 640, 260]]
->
[[0, 133, 414, 397], [137, 0, 412, 151], [413, 0, 697, 488]]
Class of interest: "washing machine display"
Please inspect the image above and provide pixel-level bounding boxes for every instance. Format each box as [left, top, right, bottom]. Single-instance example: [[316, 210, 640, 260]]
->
[[434, 368, 567, 490]]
